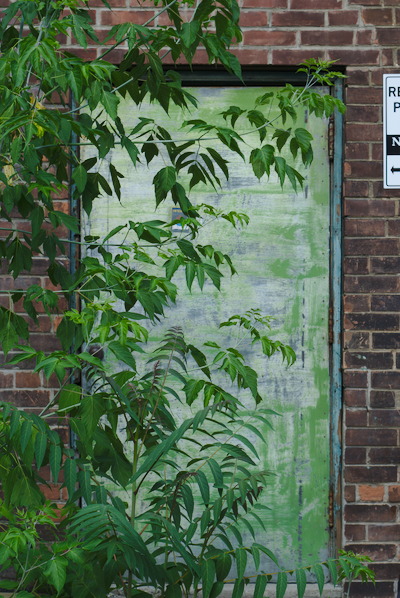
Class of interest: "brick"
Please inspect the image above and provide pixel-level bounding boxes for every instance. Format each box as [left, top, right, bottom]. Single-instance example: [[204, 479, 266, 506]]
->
[[358, 485, 385, 501], [344, 466, 397, 483], [15, 372, 41, 388], [345, 408, 368, 427], [344, 180, 369, 197], [0, 372, 13, 388], [345, 313, 399, 330], [271, 49, 321, 65], [347, 105, 381, 123], [344, 160, 382, 178], [388, 485, 400, 501], [371, 371, 400, 389], [369, 447, 400, 463], [373, 332, 400, 349], [242, 30, 296, 46], [372, 180, 400, 198], [344, 389, 367, 407], [291, 0, 340, 7], [345, 485, 356, 502], [345, 543, 397, 561], [344, 351, 393, 369], [346, 123, 382, 141], [344, 199, 396, 217], [372, 294, 400, 311], [344, 524, 366, 541], [356, 29, 374, 45], [376, 28, 400, 45], [345, 218, 385, 236], [370, 390, 396, 408], [239, 11, 268, 27], [348, 0, 383, 4], [344, 257, 369, 274], [388, 220, 400, 235], [90, 0, 127, 5], [344, 295, 370, 312], [301, 30, 354, 45], [327, 49, 380, 66], [345, 447, 367, 464], [343, 332, 370, 350], [0, 390, 50, 408], [346, 85, 382, 104], [345, 142, 370, 160], [369, 409, 400, 427], [362, 8, 394, 25], [38, 484, 62, 501], [271, 11, 324, 27], [370, 563, 400, 580], [343, 582, 396, 598], [346, 428, 397, 446], [100, 9, 155, 25], [67, 47, 98, 61], [344, 276, 400, 293], [345, 504, 396, 522], [343, 370, 368, 388], [371, 143, 383, 160], [241, 0, 287, 6], [346, 238, 399, 255], [329, 10, 359, 26]]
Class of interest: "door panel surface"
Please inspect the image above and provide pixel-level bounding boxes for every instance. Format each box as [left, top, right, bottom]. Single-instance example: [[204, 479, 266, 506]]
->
[[82, 86, 331, 571]]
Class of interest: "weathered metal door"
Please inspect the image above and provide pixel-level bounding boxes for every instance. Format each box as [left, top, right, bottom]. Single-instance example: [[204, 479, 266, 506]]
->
[[82, 85, 332, 572]]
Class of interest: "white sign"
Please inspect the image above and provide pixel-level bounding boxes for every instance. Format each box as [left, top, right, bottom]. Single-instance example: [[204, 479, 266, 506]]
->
[[383, 74, 400, 188]]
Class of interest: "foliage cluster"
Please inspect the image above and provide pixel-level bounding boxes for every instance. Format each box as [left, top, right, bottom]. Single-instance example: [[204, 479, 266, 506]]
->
[[0, 1, 373, 598]]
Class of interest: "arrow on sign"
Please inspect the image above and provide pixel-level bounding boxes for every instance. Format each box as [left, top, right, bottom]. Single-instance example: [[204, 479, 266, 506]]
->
[[391, 166, 400, 173]]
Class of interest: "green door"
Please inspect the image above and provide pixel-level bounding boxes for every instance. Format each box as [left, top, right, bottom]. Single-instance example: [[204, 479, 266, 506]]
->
[[82, 85, 331, 572]]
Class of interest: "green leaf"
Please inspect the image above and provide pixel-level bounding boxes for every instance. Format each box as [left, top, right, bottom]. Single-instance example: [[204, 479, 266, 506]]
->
[[165, 585, 182, 598], [250, 145, 274, 180], [215, 553, 231, 581], [202, 558, 215, 598], [153, 166, 176, 205], [276, 571, 287, 598], [207, 458, 223, 487], [195, 470, 210, 504], [274, 156, 286, 186], [44, 556, 67, 593], [181, 21, 200, 48], [253, 575, 268, 598], [251, 545, 260, 571], [311, 563, 325, 595], [235, 547, 247, 581], [253, 544, 279, 567], [109, 340, 136, 370], [49, 442, 62, 483], [326, 559, 338, 586], [185, 261, 196, 290], [34, 432, 48, 469], [58, 384, 82, 413], [101, 90, 119, 119], [129, 418, 192, 484], [296, 568, 306, 598], [232, 578, 244, 598], [72, 164, 87, 193], [20, 418, 33, 453], [63, 458, 77, 499], [78, 467, 92, 504]]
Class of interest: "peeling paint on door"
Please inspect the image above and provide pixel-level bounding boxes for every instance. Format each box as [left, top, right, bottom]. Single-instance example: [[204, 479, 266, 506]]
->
[[82, 86, 331, 572]]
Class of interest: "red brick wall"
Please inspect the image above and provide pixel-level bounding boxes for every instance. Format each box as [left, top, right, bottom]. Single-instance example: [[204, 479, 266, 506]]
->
[[86, 3, 400, 594], [2, 0, 400, 595]]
